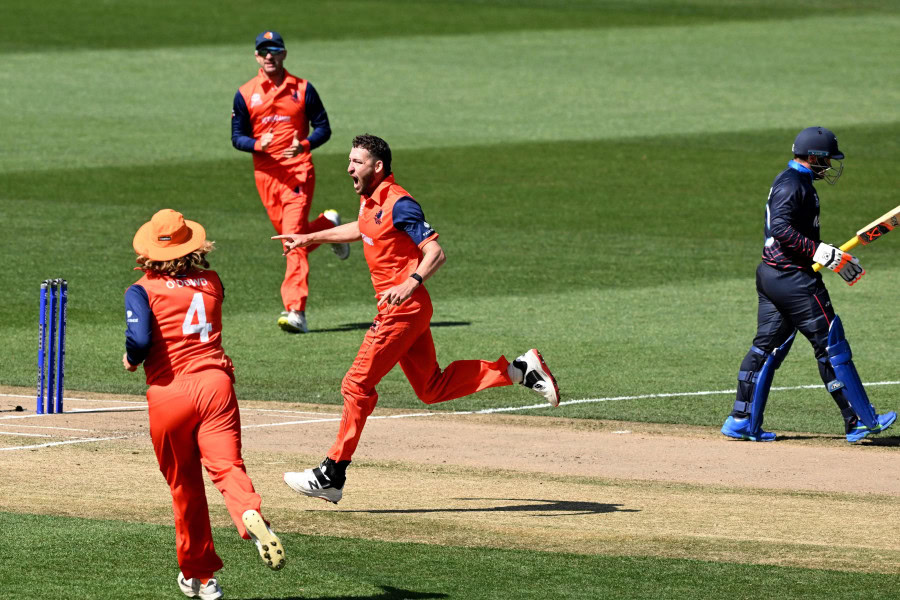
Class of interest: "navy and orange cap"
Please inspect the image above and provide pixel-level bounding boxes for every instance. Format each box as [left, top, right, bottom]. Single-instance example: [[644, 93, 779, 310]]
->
[[133, 209, 206, 261], [255, 30, 285, 52]]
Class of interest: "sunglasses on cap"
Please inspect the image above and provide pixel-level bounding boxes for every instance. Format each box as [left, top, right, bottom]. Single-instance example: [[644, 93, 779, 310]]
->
[[256, 47, 285, 56]]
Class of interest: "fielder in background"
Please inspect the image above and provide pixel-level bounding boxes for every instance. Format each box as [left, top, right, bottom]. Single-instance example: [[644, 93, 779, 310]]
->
[[274, 134, 560, 504], [722, 127, 896, 444], [124, 209, 285, 600], [232, 30, 350, 334]]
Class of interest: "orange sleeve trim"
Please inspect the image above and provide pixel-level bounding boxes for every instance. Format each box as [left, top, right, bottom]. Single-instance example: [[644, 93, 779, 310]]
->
[[418, 232, 439, 249]]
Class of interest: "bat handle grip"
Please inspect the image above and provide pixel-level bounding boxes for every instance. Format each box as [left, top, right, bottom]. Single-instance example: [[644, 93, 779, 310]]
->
[[812, 237, 860, 272]]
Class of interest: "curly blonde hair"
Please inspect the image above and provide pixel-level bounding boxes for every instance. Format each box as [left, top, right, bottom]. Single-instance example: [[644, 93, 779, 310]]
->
[[135, 241, 216, 277]]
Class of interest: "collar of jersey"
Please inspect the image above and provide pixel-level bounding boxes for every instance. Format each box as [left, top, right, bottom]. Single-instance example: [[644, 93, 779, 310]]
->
[[256, 68, 295, 92], [787, 159, 813, 176], [364, 173, 396, 206]]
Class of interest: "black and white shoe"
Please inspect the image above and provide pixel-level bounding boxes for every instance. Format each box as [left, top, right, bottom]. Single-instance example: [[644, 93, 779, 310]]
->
[[284, 458, 348, 504], [513, 349, 560, 407], [177, 572, 223, 600]]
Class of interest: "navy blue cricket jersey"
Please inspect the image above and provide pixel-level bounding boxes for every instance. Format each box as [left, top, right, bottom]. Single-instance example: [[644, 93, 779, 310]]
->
[[761, 161, 821, 271]]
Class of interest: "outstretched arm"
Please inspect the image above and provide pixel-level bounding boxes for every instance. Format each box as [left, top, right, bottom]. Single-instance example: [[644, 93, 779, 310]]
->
[[273, 221, 361, 254]]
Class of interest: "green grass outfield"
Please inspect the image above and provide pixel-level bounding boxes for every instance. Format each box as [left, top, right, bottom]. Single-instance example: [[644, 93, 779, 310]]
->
[[1, 1, 899, 428], [2, 511, 896, 600], [1, 2, 900, 597]]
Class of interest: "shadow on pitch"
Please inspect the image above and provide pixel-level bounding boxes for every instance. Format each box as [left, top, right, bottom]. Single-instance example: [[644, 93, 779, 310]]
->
[[344, 497, 639, 517], [312, 321, 471, 334], [246, 585, 447, 600], [856, 434, 900, 447]]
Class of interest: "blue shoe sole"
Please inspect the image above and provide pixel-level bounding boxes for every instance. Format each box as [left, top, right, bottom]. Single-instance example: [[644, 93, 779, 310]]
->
[[721, 428, 776, 442], [846, 412, 897, 443]]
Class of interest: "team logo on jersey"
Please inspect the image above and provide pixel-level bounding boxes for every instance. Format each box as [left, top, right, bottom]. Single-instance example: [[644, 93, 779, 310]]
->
[[291, 89, 301, 103], [374, 210, 383, 225], [250, 93, 262, 108]]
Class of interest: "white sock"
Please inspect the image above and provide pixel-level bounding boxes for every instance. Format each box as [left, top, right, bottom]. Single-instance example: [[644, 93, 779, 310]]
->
[[507, 362, 524, 384]]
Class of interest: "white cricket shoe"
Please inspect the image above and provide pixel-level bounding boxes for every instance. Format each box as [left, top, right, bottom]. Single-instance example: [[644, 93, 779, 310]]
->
[[177, 572, 223, 600], [278, 310, 308, 334], [284, 459, 344, 504], [242, 509, 285, 570], [323, 209, 350, 260], [513, 349, 560, 407]]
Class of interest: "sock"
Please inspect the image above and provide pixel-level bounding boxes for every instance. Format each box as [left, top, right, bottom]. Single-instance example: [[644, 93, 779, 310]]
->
[[507, 361, 524, 384]]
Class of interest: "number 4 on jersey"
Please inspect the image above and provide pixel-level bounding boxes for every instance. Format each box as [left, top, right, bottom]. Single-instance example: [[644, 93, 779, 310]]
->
[[183, 292, 213, 342]]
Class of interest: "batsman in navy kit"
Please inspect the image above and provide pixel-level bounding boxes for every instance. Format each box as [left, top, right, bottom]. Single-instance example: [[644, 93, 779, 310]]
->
[[721, 127, 896, 443]]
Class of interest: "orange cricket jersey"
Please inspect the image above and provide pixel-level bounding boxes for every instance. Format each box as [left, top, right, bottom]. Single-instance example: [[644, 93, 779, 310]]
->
[[134, 270, 233, 385], [358, 174, 439, 295], [237, 69, 311, 175]]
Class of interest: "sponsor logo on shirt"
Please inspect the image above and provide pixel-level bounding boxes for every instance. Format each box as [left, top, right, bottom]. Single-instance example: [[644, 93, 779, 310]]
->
[[361, 234, 374, 246], [250, 93, 262, 108], [126, 310, 139, 323], [260, 114, 291, 124]]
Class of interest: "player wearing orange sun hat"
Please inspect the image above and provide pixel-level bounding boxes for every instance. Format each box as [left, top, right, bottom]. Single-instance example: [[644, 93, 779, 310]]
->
[[125, 209, 285, 600]]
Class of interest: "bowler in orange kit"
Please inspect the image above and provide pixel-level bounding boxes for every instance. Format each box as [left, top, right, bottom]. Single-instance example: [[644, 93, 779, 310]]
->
[[275, 135, 560, 504], [124, 209, 285, 600], [232, 30, 349, 334]]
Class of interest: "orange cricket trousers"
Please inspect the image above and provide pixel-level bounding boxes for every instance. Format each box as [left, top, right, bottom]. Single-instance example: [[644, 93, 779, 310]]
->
[[328, 288, 513, 461], [254, 165, 335, 312], [147, 369, 262, 580]]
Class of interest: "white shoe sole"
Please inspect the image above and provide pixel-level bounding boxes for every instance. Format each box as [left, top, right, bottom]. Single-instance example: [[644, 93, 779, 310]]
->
[[323, 209, 351, 260], [277, 315, 308, 334], [523, 349, 560, 407], [284, 470, 343, 504], [242, 509, 285, 570]]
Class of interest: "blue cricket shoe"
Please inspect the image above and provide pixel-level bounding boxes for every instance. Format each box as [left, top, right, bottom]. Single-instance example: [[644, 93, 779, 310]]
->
[[721, 416, 776, 442], [846, 411, 897, 443]]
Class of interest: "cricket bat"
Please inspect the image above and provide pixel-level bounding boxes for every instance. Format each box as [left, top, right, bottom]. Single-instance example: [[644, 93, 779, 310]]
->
[[813, 204, 900, 272]]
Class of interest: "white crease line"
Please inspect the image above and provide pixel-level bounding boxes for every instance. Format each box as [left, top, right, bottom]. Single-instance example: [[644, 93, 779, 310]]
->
[[66, 407, 147, 413], [0, 424, 92, 432], [0, 431, 52, 438], [249, 408, 342, 416], [242, 417, 340, 430], [0, 393, 145, 405], [241, 380, 900, 428], [0, 436, 130, 451], [0, 407, 146, 421]]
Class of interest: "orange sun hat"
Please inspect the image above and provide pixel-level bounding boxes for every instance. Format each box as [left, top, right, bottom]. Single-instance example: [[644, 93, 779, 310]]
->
[[133, 209, 206, 261]]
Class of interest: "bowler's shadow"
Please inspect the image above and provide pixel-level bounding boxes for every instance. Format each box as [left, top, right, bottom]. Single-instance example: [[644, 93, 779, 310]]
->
[[345, 497, 639, 517], [313, 321, 471, 334], [247, 585, 446, 600]]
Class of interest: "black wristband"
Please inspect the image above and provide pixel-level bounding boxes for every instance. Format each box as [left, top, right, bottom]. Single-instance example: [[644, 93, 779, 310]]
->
[[410, 273, 423, 285]]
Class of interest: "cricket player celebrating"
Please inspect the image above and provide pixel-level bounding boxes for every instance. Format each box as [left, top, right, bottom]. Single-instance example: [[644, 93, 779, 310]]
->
[[232, 30, 349, 334], [274, 134, 560, 504], [124, 209, 284, 600], [721, 127, 896, 443]]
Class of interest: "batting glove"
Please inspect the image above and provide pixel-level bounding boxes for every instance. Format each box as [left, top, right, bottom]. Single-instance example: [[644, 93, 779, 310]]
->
[[813, 243, 865, 285]]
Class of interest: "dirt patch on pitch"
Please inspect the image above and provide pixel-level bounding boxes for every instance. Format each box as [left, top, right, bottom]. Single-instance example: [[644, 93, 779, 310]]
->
[[2, 386, 899, 573]]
